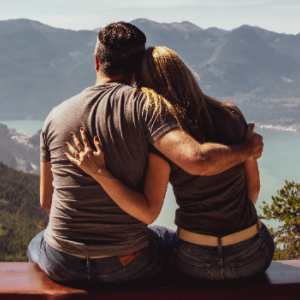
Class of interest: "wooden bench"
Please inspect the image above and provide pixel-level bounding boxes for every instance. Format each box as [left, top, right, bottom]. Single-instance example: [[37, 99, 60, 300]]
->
[[1, 261, 300, 300]]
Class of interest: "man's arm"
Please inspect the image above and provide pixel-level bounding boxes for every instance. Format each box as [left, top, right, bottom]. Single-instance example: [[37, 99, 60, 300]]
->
[[40, 161, 53, 214], [153, 123, 263, 176]]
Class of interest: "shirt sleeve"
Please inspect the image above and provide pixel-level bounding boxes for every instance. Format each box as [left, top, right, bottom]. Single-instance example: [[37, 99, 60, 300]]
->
[[40, 119, 51, 162], [231, 104, 248, 141], [137, 91, 180, 145], [149, 144, 172, 166], [223, 102, 248, 143]]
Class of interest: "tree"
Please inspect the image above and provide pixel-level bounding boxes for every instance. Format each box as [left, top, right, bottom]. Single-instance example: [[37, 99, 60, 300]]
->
[[260, 180, 300, 260]]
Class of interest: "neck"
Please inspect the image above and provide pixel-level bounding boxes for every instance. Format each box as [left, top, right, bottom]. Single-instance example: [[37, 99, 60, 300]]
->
[[95, 72, 134, 86]]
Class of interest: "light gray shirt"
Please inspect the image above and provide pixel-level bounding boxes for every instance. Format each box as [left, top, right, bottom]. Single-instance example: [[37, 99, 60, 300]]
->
[[41, 83, 179, 256]]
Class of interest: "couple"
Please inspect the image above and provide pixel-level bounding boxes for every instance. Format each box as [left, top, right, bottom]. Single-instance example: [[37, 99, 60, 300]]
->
[[28, 22, 274, 283]]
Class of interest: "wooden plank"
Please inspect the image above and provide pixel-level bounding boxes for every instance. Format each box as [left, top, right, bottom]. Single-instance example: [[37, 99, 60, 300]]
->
[[0, 261, 300, 300], [0, 263, 87, 299], [265, 260, 300, 284]]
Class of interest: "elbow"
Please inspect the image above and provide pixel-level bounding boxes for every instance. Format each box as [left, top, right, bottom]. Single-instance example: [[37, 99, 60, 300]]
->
[[40, 202, 51, 214], [141, 212, 159, 225], [251, 182, 261, 195], [143, 216, 157, 225], [184, 161, 211, 176], [183, 151, 215, 176], [248, 183, 260, 205], [256, 184, 261, 194]]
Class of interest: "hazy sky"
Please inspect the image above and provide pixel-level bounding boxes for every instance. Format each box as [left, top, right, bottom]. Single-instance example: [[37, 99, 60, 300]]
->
[[1, 0, 299, 34]]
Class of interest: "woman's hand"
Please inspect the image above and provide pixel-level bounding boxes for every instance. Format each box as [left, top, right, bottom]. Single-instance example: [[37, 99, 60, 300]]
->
[[64, 128, 109, 178], [64, 128, 170, 224]]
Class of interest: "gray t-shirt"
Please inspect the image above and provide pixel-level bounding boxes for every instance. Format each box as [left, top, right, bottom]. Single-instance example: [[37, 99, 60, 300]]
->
[[151, 103, 258, 236], [41, 83, 179, 256]]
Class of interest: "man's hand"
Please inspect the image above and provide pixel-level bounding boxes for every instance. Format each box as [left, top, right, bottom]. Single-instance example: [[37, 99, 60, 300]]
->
[[245, 123, 264, 160]]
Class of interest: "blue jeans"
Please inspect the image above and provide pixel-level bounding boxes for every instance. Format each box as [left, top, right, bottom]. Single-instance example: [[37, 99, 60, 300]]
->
[[28, 225, 176, 284], [170, 222, 274, 281]]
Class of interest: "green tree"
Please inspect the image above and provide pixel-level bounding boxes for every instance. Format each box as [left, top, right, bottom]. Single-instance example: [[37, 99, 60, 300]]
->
[[260, 180, 300, 260]]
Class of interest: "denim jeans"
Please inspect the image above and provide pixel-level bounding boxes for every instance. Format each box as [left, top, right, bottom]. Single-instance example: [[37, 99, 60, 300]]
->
[[170, 222, 274, 281], [28, 225, 176, 284]]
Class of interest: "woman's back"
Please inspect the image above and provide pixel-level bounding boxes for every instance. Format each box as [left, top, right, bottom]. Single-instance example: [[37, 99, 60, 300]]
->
[[154, 102, 258, 236]]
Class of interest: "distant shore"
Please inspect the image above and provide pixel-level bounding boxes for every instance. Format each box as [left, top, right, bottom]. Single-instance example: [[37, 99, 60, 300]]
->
[[258, 124, 300, 134]]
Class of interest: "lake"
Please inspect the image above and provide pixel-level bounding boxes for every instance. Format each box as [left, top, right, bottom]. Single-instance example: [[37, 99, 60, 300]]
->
[[1, 120, 300, 230]]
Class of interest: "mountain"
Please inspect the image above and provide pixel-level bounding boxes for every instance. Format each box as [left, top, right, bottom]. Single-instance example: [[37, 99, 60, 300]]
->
[[131, 19, 220, 66], [0, 18, 299, 129], [0, 123, 40, 173], [130, 19, 300, 128], [248, 26, 300, 63], [197, 26, 300, 96], [0, 19, 96, 120]]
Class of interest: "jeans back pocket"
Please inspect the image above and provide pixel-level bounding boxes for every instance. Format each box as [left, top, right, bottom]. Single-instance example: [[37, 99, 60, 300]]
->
[[171, 248, 211, 280], [231, 243, 272, 279]]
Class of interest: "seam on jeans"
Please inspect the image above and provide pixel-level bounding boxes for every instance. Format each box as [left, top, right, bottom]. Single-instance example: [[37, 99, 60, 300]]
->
[[224, 234, 262, 261], [177, 241, 218, 261], [171, 249, 211, 280], [231, 249, 262, 268], [175, 249, 211, 268], [94, 247, 148, 279], [205, 265, 210, 280], [43, 254, 65, 282], [218, 237, 224, 281], [37, 240, 44, 264], [262, 243, 271, 259], [47, 244, 87, 278], [90, 256, 120, 263], [232, 264, 240, 279], [231, 250, 262, 280], [117, 252, 160, 283]]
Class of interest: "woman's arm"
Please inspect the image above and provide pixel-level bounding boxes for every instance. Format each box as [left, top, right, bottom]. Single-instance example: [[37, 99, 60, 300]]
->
[[243, 160, 260, 205], [64, 129, 170, 224], [40, 161, 54, 214]]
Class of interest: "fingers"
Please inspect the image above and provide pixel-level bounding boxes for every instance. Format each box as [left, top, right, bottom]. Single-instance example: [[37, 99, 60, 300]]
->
[[80, 127, 92, 149], [70, 132, 84, 152], [64, 152, 79, 166], [254, 132, 263, 143], [65, 142, 79, 159], [246, 123, 255, 138], [94, 136, 103, 153], [244, 123, 265, 161]]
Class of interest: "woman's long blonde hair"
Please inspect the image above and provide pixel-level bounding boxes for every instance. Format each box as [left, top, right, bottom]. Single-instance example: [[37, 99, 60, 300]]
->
[[136, 46, 232, 142]]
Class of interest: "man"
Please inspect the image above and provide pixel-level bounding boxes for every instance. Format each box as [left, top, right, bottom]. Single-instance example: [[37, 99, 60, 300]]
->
[[28, 22, 263, 284]]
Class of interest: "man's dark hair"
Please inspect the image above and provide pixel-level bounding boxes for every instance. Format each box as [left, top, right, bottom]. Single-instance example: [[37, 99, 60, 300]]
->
[[95, 22, 146, 78]]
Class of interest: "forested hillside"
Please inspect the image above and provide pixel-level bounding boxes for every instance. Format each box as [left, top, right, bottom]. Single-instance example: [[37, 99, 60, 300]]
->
[[0, 162, 47, 261]]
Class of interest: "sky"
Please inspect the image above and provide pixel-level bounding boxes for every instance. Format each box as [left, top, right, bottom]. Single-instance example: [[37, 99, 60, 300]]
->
[[1, 0, 299, 34]]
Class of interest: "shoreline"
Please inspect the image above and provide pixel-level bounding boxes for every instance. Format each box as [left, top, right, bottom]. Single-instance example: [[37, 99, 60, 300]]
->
[[1, 120, 300, 135], [257, 124, 300, 134]]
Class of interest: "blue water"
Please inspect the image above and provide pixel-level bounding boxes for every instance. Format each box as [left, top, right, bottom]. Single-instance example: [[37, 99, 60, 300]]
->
[[1, 120, 300, 230], [0, 120, 44, 135], [155, 127, 300, 230]]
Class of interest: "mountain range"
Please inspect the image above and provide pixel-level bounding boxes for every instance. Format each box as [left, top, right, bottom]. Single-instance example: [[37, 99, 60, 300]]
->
[[0, 18, 299, 129]]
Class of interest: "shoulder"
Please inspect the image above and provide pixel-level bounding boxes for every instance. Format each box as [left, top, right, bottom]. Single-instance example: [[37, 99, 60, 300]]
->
[[210, 101, 248, 143], [222, 102, 247, 126]]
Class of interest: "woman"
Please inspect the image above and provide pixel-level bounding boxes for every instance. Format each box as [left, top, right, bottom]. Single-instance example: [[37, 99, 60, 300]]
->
[[65, 46, 274, 281]]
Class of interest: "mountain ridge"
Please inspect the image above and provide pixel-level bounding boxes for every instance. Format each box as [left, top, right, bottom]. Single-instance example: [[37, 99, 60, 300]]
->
[[0, 18, 299, 129]]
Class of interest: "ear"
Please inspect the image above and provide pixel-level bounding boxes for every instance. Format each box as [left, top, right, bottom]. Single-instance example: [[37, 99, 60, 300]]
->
[[95, 54, 100, 71]]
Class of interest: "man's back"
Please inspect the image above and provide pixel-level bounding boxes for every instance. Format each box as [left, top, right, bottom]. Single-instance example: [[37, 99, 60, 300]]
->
[[41, 83, 179, 257]]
